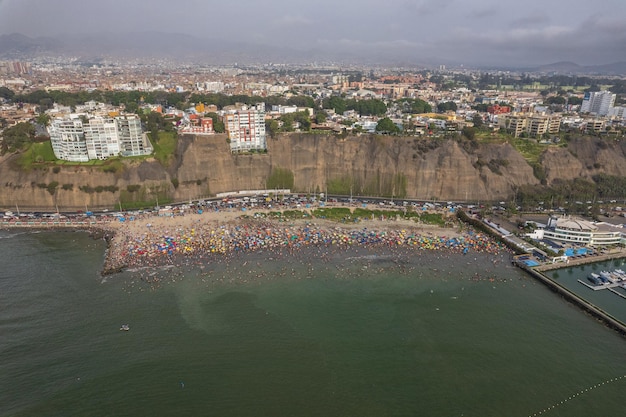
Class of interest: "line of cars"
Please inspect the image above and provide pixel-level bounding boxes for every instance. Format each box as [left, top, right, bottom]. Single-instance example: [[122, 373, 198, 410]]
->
[[2, 195, 482, 221]]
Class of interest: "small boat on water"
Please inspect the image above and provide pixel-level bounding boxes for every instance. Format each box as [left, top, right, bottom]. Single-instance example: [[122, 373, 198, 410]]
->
[[599, 271, 615, 283], [120, 324, 130, 331], [588, 273, 602, 285], [614, 269, 626, 280]]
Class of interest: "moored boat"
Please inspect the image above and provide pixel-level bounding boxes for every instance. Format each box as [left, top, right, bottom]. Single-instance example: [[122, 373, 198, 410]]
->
[[588, 273, 602, 285]]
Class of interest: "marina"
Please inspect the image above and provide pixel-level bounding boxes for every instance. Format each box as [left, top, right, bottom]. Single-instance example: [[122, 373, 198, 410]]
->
[[577, 268, 626, 299]]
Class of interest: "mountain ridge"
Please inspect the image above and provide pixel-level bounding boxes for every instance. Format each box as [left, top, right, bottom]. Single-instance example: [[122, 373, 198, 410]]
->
[[2, 32, 626, 73]]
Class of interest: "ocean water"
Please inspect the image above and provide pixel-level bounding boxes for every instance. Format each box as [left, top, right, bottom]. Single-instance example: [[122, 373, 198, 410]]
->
[[1, 230, 626, 417]]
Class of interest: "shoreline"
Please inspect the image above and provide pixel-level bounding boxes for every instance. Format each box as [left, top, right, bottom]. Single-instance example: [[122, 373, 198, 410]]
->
[[97, 210, 503, 275], [1, 208, 504, 275]]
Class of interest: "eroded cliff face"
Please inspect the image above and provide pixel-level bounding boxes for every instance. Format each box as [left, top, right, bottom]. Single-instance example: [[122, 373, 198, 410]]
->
[[541, 137, 626, 183], [0, 134, 622, 210]]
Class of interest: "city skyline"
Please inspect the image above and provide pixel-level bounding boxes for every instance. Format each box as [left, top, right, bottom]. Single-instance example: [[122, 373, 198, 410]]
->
[[0, 0, 625, 67]]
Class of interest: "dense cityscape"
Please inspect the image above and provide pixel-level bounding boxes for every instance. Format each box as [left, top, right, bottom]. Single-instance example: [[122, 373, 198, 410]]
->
[[1, 57, 625, 161], [2, 0, 626, 414]]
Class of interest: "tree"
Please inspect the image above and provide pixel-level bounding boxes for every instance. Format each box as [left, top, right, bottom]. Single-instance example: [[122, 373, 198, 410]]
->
[[462, 127, 476, 141], [314, 111, 327, 124], [322, 96, 347, 114], [567, 96, 583, 106], [0, 86, 15, 101], [397, 98, 432, 114], [375, 117, 399, 134], [124, 101, 139, 115], [265, 119, 279, 138], [36, 113, 51, 127], [286, 95, 315, 108], [472, 114, 484, 129], [472, 103, 489, 112], [545, 96, 566, 105], [206, 112, 225, 133], [38, 98, 54, 113], [437, 101, 457, 113], [293, 111, 311, 131], [1, 122, 35, 153]]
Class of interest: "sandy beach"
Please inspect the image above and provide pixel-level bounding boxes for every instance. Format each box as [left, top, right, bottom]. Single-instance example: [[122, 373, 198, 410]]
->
[[99, 207, 503, 275]]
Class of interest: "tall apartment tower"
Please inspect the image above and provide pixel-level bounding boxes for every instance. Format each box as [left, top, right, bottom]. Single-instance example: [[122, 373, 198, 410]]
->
[[580, 91, 616, 116], [222, 103, 267, 153], [83, 117, 121, 160], [49, 118, 90, 162], [116, 116, 152, 157], [49, 115, 152, 161]]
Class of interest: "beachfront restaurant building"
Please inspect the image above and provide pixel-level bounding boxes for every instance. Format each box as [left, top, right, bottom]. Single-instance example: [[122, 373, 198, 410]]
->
[[527, 216, 626, 246]]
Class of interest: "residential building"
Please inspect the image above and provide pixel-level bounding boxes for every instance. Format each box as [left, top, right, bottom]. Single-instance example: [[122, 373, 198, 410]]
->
[[499, 113, 561, 137], [179, 117, 214, 135], [487, 104, 510, 115], [584, 119, 605, 133], [116, 116, 152, 157], [580, 91, 616, 116], [49, 117, 89, 162], [502, 114, 526, 137], [49, 114, 152, 161], [83, 116, 121, 160], [222, 104, 266, 153], [608, 106, 626, 121]]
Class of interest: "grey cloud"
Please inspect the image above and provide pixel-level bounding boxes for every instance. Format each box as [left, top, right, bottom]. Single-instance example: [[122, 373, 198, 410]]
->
[[0, 0, 625, 67], [510, 12, 552, 28], [467, 7, 499, 19], [403, 0, 456, 16]]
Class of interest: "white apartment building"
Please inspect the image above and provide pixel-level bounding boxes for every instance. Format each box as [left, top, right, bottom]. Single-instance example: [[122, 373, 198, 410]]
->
[[49, 115, 152, 161], [196, 81, 225, 93], [608, 106, 626, 121], [49, 118, 89, 162], [580, 91, 616, 116], [116, 116, 153, 157], [222, 104, 267, 153], [84, 117, 121, 160]]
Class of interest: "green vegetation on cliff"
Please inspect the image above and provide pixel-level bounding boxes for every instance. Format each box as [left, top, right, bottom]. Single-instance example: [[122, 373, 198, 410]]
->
[[151, 131, 177, 166], [17, 141, 56, 169], [266, 167, 295, 190]]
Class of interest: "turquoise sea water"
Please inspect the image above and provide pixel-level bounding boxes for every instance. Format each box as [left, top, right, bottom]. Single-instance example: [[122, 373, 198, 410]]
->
[[1, 230, 626, 417]]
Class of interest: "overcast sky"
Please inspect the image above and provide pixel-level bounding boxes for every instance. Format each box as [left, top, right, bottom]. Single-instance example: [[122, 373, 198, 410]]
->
[[1, 0, 625, 66]]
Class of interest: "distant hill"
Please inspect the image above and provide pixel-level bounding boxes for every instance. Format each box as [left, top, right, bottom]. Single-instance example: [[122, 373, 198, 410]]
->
[[0, 33, 61, 57], [533, 61, 626, 75], [0, 32, 320, 65], [1, 32, 625, 73]]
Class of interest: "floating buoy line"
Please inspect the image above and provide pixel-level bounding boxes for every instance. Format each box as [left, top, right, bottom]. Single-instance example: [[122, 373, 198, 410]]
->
[[528, 374, 626, 416]]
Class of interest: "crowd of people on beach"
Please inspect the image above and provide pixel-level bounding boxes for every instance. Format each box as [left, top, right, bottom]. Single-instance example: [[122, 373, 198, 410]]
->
[[105, 216, 504, 273]]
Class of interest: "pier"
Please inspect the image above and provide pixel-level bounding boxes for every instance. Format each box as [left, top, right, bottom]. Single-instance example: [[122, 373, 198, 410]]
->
[[518, 264, 626, 337], [577, 279, 623, 292]]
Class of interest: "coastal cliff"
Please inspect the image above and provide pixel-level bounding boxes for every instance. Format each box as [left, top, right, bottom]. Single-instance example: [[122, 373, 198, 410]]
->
[[0, 133, 624, 210]]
